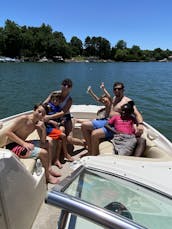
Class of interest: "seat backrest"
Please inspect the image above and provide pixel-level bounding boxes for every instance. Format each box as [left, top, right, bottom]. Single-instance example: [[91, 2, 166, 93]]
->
[[0, 119, 17, 147]]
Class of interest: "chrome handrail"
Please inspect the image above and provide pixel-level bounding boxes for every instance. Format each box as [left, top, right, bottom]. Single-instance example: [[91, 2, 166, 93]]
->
[[46, 192, 147, 229]]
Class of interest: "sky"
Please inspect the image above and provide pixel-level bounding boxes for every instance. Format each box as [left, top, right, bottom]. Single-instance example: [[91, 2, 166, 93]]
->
[[1, 0, 172, 50]]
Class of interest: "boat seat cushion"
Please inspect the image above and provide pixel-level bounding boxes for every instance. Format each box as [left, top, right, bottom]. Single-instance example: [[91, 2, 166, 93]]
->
[[143, 146, 169, 159], [99, 141, 114, 155], [20, 158, 36, 173]]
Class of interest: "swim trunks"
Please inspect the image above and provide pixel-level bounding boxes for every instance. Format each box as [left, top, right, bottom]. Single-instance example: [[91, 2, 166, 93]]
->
[[6, 140, 41, 159], [47, 128, 62, 140]]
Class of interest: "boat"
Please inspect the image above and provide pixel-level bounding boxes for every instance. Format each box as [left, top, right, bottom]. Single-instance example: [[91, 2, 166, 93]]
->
[[0, 56, 21, 63], [0, 105, 172, 229]]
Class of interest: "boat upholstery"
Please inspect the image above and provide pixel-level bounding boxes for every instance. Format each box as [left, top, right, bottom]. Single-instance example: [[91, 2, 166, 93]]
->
[[0, 149, 46, 229]]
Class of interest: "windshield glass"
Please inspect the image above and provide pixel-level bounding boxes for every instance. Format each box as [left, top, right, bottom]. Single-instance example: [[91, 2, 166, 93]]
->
[[64, 168, 172, 229]]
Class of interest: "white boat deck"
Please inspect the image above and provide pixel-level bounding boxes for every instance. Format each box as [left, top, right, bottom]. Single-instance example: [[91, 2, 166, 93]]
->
[[31, 145, 87, 229]]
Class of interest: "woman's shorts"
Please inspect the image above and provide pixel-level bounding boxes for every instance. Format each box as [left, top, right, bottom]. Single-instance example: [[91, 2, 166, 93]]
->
[[92, 119, 108, 129]]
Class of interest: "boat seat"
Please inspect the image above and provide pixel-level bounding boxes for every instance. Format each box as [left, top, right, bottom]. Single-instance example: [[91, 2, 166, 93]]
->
[[99, 139, 169, 159], [0, 149, 46, 229], [20, 158, 36, 173], [99, 140, 114, 155], [143, 146, 169, 159]]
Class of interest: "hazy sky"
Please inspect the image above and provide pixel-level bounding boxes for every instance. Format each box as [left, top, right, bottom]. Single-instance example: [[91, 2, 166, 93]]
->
[[1, 0, 172, 50]]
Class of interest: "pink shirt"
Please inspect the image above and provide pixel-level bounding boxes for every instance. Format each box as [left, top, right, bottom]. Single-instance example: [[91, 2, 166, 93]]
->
[[108, 115, 135, 135]]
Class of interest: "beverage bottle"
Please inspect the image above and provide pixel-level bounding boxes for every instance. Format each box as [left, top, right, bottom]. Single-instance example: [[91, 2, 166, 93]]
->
[[35, 159, 42, 176]]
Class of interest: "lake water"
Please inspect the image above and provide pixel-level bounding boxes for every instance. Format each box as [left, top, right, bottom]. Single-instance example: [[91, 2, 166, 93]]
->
[[0, 62, 171, 141]]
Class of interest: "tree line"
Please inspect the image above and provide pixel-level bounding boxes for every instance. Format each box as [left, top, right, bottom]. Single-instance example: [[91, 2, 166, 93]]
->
[[0, 19, 172, 62]]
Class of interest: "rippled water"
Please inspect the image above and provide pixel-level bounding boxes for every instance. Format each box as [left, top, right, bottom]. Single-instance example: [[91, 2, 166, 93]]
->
[[0, 62, 171, 141]]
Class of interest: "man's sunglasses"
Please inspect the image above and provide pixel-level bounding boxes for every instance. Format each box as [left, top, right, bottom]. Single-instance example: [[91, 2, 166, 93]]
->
[[113, 87, 123, 91], [62, 84, 71, 88]]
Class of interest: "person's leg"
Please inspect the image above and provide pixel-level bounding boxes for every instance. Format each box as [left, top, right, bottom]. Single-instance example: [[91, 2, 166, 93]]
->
[[39, 138, 61, 177], [115, 135, 137, 156], [52, 139, 63, 169], [60, 133, 74, 162], [66, 118, 86, 147], [91, 128, 106, 156], [38, 148, 59, 184], [81, 121, 94, 153], [133, 137, 146, 157]]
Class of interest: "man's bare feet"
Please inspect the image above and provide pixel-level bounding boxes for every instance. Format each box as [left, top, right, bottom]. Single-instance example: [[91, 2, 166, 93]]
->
[[64, 153, 74, 162], [48, 174, 60, 184], [54, 160, 63, 169], [49, 168, 61, 177]]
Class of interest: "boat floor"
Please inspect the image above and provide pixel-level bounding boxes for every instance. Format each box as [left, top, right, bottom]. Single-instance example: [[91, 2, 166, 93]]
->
[[32, 145, 87, 229]]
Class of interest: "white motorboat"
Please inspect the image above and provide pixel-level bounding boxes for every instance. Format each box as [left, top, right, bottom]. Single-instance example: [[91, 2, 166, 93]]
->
[[0, 105, 172, 229]]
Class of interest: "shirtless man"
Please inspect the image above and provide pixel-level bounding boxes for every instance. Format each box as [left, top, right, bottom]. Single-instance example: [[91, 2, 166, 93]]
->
[[5, 103, 59, 184], [110, 82, 144, 135]]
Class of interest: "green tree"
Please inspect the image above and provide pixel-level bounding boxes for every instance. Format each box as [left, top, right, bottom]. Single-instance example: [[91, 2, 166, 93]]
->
[[0, 27, 5, 55], [53, 32, 71, 58], [3, 19, 22, 57], [153, 48, 167, 60], [70, 36, 83, 56], [115, 40, 127, 50], [114, 49, 129, 61], [34, 23, 53, 57], [84, 36, 96, 56], [84, 36, 111, 59]]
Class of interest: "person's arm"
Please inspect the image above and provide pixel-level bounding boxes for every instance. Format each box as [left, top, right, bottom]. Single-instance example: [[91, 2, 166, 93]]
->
[[44, 97, 72, 122], [36, 121, 47, 144], [43, 90, 60, 104], [133, 105, 144, 136], [104, 123, 117, 134], [48, 120, 59, 128], [87, 86, 100, 102], [104, 116, 117, 134], [134, 105, 143, 123], [100, 82, 112, 101]]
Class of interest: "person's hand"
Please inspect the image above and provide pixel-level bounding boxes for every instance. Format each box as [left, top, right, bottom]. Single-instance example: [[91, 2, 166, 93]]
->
[[135, 124, 144, 137], [87, 86, 91, 93], [100, 82, 105, 89], [36, 120, 46, 130], [44, 115, 50, 122], [22, 142, 35, 152]]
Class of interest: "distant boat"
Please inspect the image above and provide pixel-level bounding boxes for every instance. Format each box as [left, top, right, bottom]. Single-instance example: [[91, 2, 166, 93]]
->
[[38, 56, 50, 63], [52, 56, 64, 62], [0, 56, 20, 63]]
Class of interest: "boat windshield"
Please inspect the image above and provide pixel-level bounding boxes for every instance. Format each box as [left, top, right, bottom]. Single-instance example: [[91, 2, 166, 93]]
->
[[50, 166, 172, 229]]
